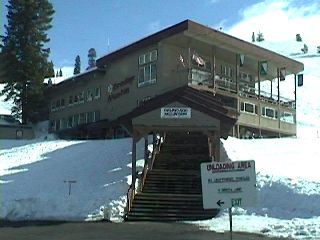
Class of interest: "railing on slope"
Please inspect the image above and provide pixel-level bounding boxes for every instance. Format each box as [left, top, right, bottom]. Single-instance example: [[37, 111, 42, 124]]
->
[[126, 134, 163, 215]]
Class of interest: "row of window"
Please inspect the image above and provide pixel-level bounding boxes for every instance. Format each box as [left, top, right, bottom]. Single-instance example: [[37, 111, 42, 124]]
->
[[51, 87, 101, 112], [51, 111, 101, 131], [240, 102, 294, 123]]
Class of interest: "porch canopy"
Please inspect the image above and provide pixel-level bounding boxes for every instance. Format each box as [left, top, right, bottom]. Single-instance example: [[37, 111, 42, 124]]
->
[[116, 86, 238, 189]]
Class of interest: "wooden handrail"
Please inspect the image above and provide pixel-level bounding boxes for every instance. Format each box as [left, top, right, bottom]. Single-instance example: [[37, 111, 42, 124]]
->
[[126, 135, 163, 216]]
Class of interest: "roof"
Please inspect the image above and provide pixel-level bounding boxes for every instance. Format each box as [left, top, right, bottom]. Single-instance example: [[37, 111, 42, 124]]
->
[[96, 19, 303, 74], [46, 67, 105, 94]]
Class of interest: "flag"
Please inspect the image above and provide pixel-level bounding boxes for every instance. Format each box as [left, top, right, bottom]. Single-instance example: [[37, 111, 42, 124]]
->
[[192, 53, 205, 67], [239, 53, 245, 67], [298, 74, 303, 87], [280, 68, 286, 81], [179, 54, 185, 67], [260, 61, 268, 75]]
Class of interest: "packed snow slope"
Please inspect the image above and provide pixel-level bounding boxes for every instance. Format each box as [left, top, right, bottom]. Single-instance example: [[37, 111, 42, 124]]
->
[[192, 136, 320, 239], [0, 136, 147, 221]]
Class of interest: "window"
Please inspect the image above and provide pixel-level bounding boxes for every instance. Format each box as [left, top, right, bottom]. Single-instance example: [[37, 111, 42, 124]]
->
[[87, 112, 93, 123], [73, 114, 79, 126], [61, 118, 67, 130], [56, 99, 61, 109], [139, 50, 157, 65], [74, 95, 78, 105], [61, 99, 65, 108], [56, 119, 61, 131], [87, 88, 93, 102], [50, 120, 56, 131], [240, 102, 258, 114], [261, 107, 278, 119], [138, 63, 157, 87], [281, 112, 294, 123], [79, 113, 86, 124], [94, 111, 100, 122], [94, 87, 101, 100], [79, 91, 85, 103], [51, 101, 56, 112], [67, 116, 73, 128]]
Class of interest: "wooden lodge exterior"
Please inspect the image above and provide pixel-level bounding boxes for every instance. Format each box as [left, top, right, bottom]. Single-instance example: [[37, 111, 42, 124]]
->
[[46, 19, 304, 140]]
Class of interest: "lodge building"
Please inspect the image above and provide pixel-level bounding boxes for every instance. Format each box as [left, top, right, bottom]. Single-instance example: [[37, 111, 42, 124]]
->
[[47, 19, 304, 140]]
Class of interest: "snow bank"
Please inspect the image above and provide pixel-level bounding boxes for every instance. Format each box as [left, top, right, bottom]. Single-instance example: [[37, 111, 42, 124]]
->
[[191, 137, 320, 239], [0, 137, 147, 221]]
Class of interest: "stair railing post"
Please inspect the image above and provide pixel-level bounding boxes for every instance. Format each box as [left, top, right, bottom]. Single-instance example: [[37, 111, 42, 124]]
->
[[132, 136, 137, 191]]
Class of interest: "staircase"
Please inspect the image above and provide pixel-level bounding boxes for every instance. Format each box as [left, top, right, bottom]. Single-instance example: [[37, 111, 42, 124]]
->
[[126, 132, 219, 221]]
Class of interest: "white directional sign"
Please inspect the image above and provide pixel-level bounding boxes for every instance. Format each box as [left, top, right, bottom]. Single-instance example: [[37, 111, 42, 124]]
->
[[200, 160, 256, 209]]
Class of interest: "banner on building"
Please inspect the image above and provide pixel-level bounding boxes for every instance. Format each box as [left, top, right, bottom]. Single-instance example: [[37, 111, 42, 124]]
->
[[259, 61, 268, 76], [298, 74, 303, 87], [279, 68, 286, 81], [239, 53, 245, 67]]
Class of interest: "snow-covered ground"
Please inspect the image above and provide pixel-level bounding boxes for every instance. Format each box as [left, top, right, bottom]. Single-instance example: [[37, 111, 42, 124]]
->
[[0, 135, 148, 222], [191, 137, 320, 239]]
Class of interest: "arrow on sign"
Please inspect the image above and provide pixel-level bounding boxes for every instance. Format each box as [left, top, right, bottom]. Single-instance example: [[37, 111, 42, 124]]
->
[[217, 200, 225, 207]]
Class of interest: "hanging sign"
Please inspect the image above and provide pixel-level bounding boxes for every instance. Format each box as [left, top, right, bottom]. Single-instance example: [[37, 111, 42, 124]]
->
[[279, 68, 286, 81], [160, 107, 191, 119], [259, 61, 268, 76], [298, 74, 303, 87]]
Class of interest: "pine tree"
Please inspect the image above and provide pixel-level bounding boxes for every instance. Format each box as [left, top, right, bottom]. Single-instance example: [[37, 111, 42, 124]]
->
[[73, 55, 81, 75], [56, 70, 59, 77], [256, 32, 264, 42], [301, 44, 308, 54], [46, 61, 55, 78], [59, 68, 63, 77], [0, 0, 54, 124], [296, 34, 302, 42], [252, 32, 255, 42]]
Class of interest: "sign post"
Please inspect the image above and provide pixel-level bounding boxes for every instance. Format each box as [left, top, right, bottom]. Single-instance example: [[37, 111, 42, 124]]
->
[[200, 160, 256, 239]]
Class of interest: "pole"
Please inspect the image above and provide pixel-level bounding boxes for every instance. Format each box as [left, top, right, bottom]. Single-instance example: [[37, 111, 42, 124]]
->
[[229, 207, 233, 240]]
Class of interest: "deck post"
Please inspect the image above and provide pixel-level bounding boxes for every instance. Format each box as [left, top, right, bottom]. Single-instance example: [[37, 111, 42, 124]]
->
[[132, 136, 137, 190], [214, 131, 221, 162], [144, 136, 148, 162]]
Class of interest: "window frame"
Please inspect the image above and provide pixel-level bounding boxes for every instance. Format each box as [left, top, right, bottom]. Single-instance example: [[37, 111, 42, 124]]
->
[[261, 106, 278, 119], [240, 102, 258, 115]]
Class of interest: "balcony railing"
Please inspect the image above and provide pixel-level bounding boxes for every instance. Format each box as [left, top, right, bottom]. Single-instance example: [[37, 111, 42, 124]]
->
[[189, 69, 296, 110]]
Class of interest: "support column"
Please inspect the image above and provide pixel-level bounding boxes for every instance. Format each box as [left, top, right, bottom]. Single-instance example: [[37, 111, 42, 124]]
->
[[214, 132, 221, 162], [131, 137, 137, 190], [207, 132, 214, 161], [152, 132, 157, 153], [258, 61, 262, 137], [144, 136, 149, 163], [277, 68, 281, 138]]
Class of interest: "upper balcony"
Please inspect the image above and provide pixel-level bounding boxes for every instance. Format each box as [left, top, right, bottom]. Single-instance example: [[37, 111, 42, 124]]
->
[[188, 66, 297, 111]]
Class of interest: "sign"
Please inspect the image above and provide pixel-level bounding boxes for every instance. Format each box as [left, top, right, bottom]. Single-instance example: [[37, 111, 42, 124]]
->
[[107, 76, 134, 102], [160, 107, 191, 119], [200, 160, 256, 209]]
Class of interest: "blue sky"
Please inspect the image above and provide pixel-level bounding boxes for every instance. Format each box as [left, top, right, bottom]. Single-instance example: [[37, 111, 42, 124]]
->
[[1, 0, 320, 74]]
